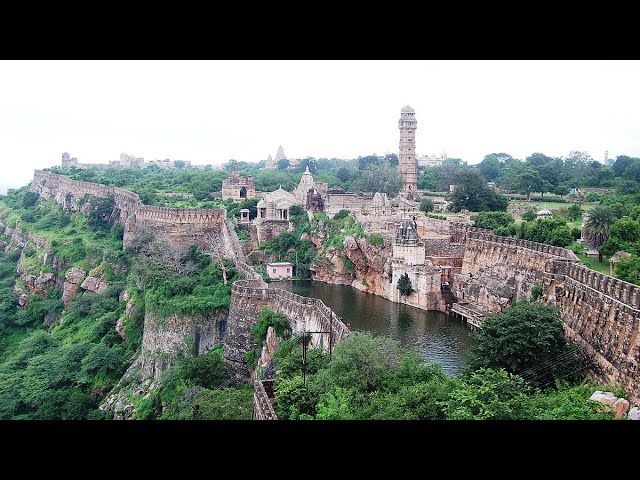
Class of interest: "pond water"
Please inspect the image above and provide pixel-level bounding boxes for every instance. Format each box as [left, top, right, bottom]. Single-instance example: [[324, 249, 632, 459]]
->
[[279, 280, 475, 375]]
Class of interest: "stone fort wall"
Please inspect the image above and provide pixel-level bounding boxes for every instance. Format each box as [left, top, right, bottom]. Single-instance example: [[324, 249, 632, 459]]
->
[[224, 278, 350, 380], [30, 171, 241, 259], [454, 225, 640, 403], [543, 260, 640, 403], [32, 171, 640, 403]]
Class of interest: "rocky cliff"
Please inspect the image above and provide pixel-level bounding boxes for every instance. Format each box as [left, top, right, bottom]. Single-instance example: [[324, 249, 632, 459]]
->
[[140, 309, 228, 379]]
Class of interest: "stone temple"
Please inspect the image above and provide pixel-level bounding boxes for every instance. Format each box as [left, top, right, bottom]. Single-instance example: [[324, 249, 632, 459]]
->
[[398, 105, 418, 200], [222, 163, 256, 201]]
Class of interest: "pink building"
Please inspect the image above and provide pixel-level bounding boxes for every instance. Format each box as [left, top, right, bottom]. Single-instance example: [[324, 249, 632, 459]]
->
[[267, 262, 293, 279]]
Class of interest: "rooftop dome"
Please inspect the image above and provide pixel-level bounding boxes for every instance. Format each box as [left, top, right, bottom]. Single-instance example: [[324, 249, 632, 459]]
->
[[257, 186, 297, 206], [537, 209, 553, 216], [401, 105, 415, 113]]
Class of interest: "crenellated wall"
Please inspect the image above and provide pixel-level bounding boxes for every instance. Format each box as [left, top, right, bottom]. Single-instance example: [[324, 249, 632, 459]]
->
[[30, 171, 242, 260], [224, 278, 350, 380], [543, 260, 640, 403], [453, 225, 640, 403], [252, 380, 277, 420], [454, 229, 580, 315]]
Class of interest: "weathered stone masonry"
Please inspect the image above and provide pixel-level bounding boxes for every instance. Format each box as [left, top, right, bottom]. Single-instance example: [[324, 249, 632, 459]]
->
[[543, 260, 640, 404], [453, 225, 640, 404], [224, 277, 349, 380], [33, 170, 640, 405], [30, 171, 241, 258], [28, 171, 350, 420]]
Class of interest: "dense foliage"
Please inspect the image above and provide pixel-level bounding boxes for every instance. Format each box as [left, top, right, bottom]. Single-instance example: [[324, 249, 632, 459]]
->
[[473, 211, 514, 231], [271, 332, 613, 420], [146, 346, 253, 420], [2, 149, 636, 420], [138, 243, 238, 318], [419, 197, 434, 213], [0, 182, 241, 419], [583, 205, 615, 261], [467, 302, 581, 387], [244, 308, 292, 368], [448, 169, 508, 212]]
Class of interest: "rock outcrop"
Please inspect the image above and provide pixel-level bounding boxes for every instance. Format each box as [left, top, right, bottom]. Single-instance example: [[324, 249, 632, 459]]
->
[[141, 309, 228, 378], [80, 275, 110, 293], [21, 272, 56, 297], [589, 391, 631, 418], [258, 326, 279, 369], [62, 267, 87, 306], [13, 285, 28, 308]]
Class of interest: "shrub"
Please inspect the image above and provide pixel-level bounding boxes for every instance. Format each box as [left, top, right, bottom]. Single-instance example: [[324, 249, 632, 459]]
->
[[333, 209, 350, 220], [419, 198, 434, 213], [397, 273, 413, 296], [367, 233, 384, 247]]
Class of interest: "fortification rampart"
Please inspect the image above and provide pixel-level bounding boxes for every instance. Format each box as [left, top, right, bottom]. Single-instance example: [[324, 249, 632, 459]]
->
[[454, 224, 640, 403], [543, 260, 640, 403], [30, 171, 241, 259], [224, 279, 349, 380], [252, 380, 277, 420]]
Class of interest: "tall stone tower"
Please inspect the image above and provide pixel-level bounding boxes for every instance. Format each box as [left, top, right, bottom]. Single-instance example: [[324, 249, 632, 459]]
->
[[398, 105, 418, 199]]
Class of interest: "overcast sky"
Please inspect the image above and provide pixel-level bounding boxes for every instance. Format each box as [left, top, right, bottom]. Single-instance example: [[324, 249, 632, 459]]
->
[[1, 60, 639, 194]]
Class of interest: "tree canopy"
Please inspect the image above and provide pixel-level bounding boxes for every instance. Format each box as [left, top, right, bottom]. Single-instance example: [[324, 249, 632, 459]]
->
[[467, 302, 579, 387], [448, 169, 508, 212]]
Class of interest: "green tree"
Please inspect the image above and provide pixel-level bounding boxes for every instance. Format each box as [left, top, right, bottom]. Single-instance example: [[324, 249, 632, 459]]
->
[[274, 375, 318, 420], [467, 302, 578, 387], [320, 333, 402, 396], [477, 153, 511, 182], [277, 159, 290, 170], [88, 195, 117, 230], [179, 348, 228, 390], [521, 210, 537, 222], [566, 204, 582, 221], [613, 255, 640, 285], [612, 155, 636, 177], [419, 197, 434, 213], [449, 169, 508, 212], [357, 154, 382, 170], [474, 211, 514, 231], [336, 167, 351, 182], [583, 205, 616, 261], [609, 217, 640, 244], [385, 153, 399, 167], [315, 386, 355, 420], [445, 368, 529, 420], [22, 191, 40, 208], [397, 273, 413, 296], [417, 169, 438, 190], [514, 169, 546, 200], [352, 164, 402, 197]]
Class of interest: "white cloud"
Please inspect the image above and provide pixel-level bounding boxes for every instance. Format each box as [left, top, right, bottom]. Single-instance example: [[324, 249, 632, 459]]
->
[[1, 60, 639, 193]]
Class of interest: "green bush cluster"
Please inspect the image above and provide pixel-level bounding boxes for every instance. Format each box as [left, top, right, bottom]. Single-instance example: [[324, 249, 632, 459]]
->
[[367, 233, 385, 247], [271, 304, 614, 420], [244, 308, 291, 367], [0, 286, 129, 419]]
